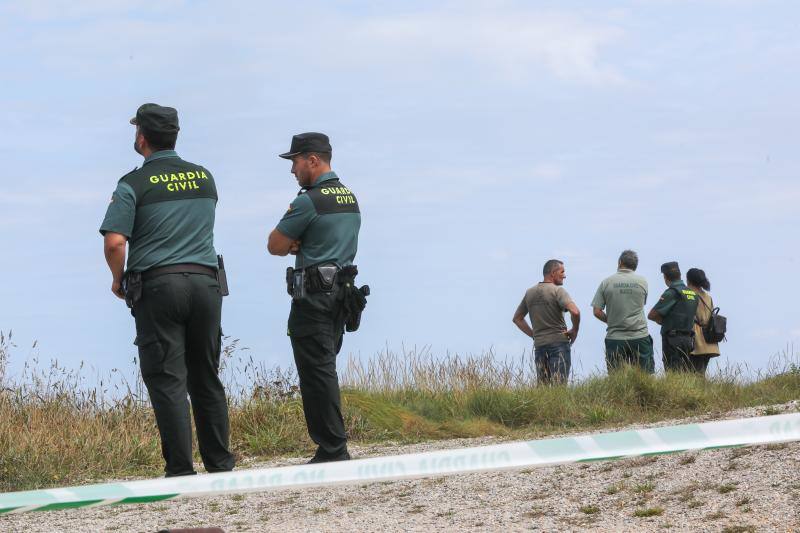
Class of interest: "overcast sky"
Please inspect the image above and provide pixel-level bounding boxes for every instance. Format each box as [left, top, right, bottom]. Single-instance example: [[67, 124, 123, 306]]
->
[[1, 0, 798, 382]]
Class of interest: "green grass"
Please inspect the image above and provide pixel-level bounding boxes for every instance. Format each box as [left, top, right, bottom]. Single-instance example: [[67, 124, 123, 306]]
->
[[0, 332, 798, 492], [633, 507, 664, 517]]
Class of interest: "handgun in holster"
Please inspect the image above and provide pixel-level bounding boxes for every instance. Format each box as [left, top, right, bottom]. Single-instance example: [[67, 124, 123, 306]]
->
[[335, 265, 369, 332], [345, 284, 370, 332]]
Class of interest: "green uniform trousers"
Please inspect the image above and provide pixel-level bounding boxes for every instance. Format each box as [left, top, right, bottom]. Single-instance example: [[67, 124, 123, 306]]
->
[[662, 336, 714, 374], [661, 334, 695, 373], [604, 335, 655, 374], [288, 289, 349, 461], [133, 272, 235, 476]]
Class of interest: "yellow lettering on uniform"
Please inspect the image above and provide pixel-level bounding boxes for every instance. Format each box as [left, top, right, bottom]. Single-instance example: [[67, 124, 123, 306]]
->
[[191, 181, 200, 190], [167, 183, 176, 192], [321, 188, 330, 195], [201, 171, 208, 179], [149, 176, 159, 184], [179, 173, 186, 180], [187, 171, 195, 180], [170, 174, 179, 182], [160, 175, 169, 182]]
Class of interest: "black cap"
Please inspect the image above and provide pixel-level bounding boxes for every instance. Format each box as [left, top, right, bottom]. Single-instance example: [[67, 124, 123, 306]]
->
[[660, 261, 680, 274], [130, 103, 180, 134], [279, 132, 332, 159]]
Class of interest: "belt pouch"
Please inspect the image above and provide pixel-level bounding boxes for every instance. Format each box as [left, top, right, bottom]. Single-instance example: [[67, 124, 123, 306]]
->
[[217, 255, 230, 296], [292, 269, 306, 301], [316, 264, 339, 291], [286, 267, 295, 296]]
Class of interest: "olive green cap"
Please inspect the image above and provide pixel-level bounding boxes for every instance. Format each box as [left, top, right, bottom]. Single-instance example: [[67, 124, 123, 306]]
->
[[130, 103, 180, 134], [660, 261, 680, 275]]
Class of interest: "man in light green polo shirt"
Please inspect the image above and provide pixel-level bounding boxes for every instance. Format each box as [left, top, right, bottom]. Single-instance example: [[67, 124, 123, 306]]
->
[[591, 250, 654, 373]]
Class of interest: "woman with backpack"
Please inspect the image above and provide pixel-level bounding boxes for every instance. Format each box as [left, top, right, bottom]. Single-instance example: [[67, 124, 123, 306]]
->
[[686, 268, 721, 375]]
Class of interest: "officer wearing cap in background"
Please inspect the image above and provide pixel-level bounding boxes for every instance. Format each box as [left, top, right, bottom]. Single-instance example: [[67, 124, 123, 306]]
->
[[100, 103, 235, 476], [267, 132, 366, 463], [647, 261, 699, 372]]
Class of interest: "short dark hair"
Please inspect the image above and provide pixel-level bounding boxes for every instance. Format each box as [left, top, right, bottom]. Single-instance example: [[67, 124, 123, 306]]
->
[[618, 250, 638, 270], [663, 268, 681, 282], [302, 151, 332, 164], [543, 259, 563, 277], [686, 268, 710, 291], [141, 126, 177, 151]]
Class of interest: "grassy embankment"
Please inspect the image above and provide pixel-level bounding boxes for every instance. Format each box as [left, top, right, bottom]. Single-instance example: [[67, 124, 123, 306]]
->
[[1, 331, 798, 492]]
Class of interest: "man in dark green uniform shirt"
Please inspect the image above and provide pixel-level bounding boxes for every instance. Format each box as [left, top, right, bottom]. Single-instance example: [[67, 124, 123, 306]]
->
[[648, 261, 699, 372], [99, 103, 235, 476], [268, 132, 361, 463]]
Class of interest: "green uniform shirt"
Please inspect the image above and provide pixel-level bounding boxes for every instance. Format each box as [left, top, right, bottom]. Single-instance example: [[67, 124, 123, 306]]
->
[[99, 150, 219, 272], [276, 172, 361, 268], [591, 269, 649, 340], [652, 280, 699, 334]]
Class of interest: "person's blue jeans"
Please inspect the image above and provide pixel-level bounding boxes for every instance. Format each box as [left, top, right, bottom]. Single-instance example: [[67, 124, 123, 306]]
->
[[534, 342, 571, 385]]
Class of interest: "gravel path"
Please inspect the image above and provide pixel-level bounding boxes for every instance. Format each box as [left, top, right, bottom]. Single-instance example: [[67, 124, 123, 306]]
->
[[3, 403, 799, 532]]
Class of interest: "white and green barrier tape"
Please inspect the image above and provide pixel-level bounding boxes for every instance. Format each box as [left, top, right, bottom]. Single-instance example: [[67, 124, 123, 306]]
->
[[2, 412, 798, 514]]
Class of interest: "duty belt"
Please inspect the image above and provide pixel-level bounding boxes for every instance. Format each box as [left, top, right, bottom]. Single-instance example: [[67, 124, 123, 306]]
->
[[286, 264, 358, 299], [141, 263, 217, 281]]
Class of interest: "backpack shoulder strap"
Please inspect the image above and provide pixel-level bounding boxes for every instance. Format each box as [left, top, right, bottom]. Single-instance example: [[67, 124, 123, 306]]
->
[[698, 292, 714, 313]]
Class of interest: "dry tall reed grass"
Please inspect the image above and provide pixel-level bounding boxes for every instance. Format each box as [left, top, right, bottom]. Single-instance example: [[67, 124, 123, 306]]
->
[[1, 331, 797, 492]]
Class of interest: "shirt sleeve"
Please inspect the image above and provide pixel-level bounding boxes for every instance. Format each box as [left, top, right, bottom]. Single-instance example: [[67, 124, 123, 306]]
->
[[276, 194, 316, 240], [590, 281, 606, 310], [515, 297, 528, 318], [99, 182, 136, 237], [557, 287, 573, 311], [652, 288, 677, 317]]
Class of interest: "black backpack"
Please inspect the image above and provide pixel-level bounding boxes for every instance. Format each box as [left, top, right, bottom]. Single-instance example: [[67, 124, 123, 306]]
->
[[697, 294, 727, 343]]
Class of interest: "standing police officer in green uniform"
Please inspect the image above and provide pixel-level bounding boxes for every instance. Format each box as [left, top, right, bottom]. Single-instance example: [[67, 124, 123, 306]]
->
[[268, 132, 363, 463], [100, 103, 235, 476], [647, 261, 699, 372]]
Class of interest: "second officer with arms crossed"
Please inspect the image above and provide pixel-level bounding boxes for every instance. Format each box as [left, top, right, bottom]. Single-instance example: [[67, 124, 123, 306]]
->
[[268, 132, 365, 463]]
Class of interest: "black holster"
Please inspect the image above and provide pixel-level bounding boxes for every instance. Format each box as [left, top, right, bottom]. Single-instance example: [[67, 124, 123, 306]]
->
[[122, 271, 142, 309], [336, 265, 369, 332]]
